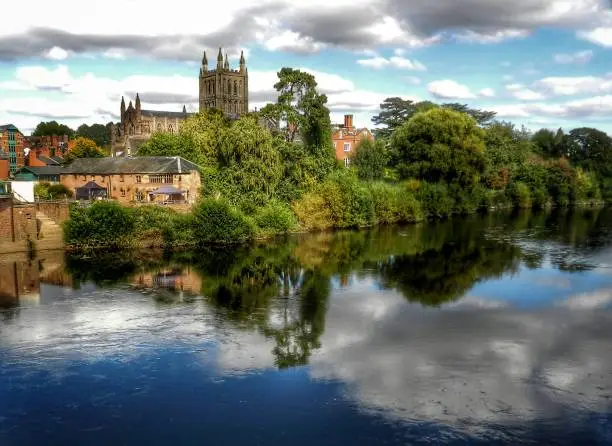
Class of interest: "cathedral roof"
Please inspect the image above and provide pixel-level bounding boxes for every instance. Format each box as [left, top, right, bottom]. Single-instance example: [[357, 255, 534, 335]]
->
[[140, 109, 194, 118]]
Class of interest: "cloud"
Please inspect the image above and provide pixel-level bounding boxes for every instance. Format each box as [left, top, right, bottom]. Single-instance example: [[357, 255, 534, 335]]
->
[[0, 63, 412, 134], [428, 79, 476, 99], [492, 95, 612, 120], [554, 50, 594, 64], [357, 53, 427, 71], [505, 83, 546, 101], [532, 75, 612, 96], [479, 88, 496, 98], [405, 76, 422, 85], [1, 0, 611, 60]]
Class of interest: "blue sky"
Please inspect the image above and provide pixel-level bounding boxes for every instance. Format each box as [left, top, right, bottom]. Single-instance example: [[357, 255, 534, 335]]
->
[[1, 0, 612, 134]]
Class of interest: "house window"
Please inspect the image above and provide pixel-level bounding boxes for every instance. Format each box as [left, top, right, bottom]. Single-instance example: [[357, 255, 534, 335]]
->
[[120, 174, 124, 182], [136, 175, 142, 183], [344, 158, 351, 167], [136, 191, 144, 201], [81, 175, 87, 181], [121, 188, 126, 197], [90, 175, 95, 181], [101, 176, 106, 183], [344, 143, 351, 152], [149, 174, 173, 184]]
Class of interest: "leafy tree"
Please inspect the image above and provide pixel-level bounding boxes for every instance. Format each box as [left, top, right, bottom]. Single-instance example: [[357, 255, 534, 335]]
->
[[32, 120, 75, 137], [441, 103, 497, 126], [483, 121, 532, 189], [76, 123, 111, 148], [532, 128, 571, 158], [390, 108, 487, 186], [352, 137, 388, 181], [371, 97, 419, 140], [567, 127, 612, 177], [64, 137, 105, 162]]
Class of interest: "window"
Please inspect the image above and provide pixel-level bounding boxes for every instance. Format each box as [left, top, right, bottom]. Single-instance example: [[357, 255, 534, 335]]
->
[[343, 143, 351, 152], [136, 191, 145, 201], [344, 158, 351, 167], [120, 188, 126, 197], [8, 132, 15, 142], [90, 175, 95, 181], [81, 175, 87, 181], [136, 175, 142, 183], [120, 174, 124, 182], [149, 174, 173, 184]]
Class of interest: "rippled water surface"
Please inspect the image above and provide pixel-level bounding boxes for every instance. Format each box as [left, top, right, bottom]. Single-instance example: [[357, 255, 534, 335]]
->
[[2, 209, 612, 445]]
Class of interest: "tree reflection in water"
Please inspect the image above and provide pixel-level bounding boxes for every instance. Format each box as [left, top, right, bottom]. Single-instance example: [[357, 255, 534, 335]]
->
[[62, 207, 612, 369]]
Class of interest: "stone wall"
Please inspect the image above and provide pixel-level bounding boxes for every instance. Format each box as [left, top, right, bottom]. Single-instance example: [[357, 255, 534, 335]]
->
[[36, 201, 70, 225], [12, 204, 38, 242], [0, 197, 13, 242]]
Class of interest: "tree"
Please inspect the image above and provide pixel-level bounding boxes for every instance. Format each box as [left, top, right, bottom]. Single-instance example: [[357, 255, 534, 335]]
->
[[441, 103, 497, 126], [64, 137, 105, 162], [352, 137, 388, 181], [32, 120, 74, 137], [532, 128, 571, 158], [567, 127, 612, 177], [76, 123, 111, 148], [371, 97, 419, 140], [390, 108, 487, 186]]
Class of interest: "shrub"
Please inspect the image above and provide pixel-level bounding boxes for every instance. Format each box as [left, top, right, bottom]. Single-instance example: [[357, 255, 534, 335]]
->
[[35, 182, 73, 200], [369, 182, 422, 224], [418, 182, 454, 218], [507, 181, 532, 208], [254, 201, 297, 234], [292, 193, 333, 230], [316, 171, 375, 228], [63, 201, 135, 248], [193, 199, 256, 244], [132, 205, 196, 247]]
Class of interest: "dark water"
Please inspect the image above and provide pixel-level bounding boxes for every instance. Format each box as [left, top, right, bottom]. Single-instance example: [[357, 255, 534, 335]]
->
[[2, 209, 612, 445]]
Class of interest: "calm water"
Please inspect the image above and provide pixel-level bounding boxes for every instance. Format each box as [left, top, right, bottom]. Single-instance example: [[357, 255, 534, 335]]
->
[[2, 209, 612, 445]]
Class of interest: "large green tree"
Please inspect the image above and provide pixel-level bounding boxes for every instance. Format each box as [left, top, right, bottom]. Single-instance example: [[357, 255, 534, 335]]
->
[[352, 137, 388, 181], [390, 108, 487, 186], [532, 128, 571, 158], [76, 123, 112, 148], [32, 120, 74, 137], [567, 127, 612, 177], [64, 137, 105, 162]]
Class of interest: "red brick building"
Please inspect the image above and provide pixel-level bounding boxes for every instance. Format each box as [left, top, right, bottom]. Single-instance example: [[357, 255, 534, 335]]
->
[[332, 115, 374, 167], [0, 125, 26, 175]]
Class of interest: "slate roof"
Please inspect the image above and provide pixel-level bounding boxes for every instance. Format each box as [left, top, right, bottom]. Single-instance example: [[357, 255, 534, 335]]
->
[[77, 181, 106, 190], [140, 109, 195, 118], [51, 156, 65, 164], [64, 156, 202, 175], [0, 124, 20, 133], [19, 166, 65, 176], [38, 155, 61, 166]]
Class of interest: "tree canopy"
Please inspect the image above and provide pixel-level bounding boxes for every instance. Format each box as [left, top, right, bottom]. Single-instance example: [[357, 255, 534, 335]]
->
[[32, 121, 75, 137], [76, 123, 112, 148], [64, 137, 105, 162]]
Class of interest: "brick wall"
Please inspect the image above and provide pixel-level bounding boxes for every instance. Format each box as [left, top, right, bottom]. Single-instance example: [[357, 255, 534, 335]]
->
[[12, 204, 37, 242], [36, 201, 70, 224], [0, 159, 8, 180], [0, 197, 13, 242]]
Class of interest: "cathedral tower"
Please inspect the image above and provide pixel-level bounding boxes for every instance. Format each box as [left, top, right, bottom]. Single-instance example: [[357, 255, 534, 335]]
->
[[199, 47, 249, 117]]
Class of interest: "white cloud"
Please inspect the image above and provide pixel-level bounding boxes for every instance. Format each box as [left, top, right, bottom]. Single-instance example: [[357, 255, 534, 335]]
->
[[427, 79, 476, 99], [505, 83, 545, 101], [553, 49, 593, 64], [357, 53, 427, 71], [453, 29, 530, 44], [578, 27, 612, 47], [533, 75, 612, 96], [45, 46, 70, 61], [479, 88, 496, 98], [405, 76, 422, 85]]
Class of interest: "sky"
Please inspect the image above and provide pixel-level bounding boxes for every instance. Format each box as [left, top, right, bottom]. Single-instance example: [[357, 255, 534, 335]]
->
[[1, 0, 612, 135]]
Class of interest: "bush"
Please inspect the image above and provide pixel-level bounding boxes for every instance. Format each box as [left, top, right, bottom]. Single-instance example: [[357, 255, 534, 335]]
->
[[63, 201, 135, 248], [507, 181, 532, 208], [316, 171, 375, 228], [369, 182, 422, 224], [132, 205, 196, 247], [193, 199, 256, 244], [418, 182, 454, 218], [292, 193, 333, 230], [254, 201, 297, 234], [35, 182, 73, 200]]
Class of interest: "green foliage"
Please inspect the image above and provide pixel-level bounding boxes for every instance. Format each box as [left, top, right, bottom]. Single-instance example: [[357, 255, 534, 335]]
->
[[63, 201, 135, 249], [64, 137, 105, 162], [368, 182, 423, 224], [193, 199, 256, 244], [391, 108, 487, 186], [76, 123, 111, 149], [568, 127, 612, 178], [255, 201, 297, 234], [507, 181, 532, 209], [32, 120, 74, 137], [132, 205, 196, 247], [34, 182, 73, 200], [417, 182, 454, 218], [352, 138, 388, 181]]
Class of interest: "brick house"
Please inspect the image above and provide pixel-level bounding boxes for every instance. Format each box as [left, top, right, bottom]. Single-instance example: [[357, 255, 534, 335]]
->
[[61, 156, 201, 204], [332, 115, 374, 167], [0, 124, 26, 175]]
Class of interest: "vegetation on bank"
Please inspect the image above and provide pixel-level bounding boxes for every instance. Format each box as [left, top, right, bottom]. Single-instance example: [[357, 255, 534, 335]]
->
[[63, 67, 612, 249]]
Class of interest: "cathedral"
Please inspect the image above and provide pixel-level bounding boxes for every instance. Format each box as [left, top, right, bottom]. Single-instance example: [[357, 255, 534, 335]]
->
[[111, 48, 249, 156]]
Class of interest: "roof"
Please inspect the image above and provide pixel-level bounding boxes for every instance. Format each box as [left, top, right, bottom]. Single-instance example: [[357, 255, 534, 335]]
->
[[0, 124, 21, 133], [140, 109, 195, 118], [51, 156, 65, 164], [64, 156, 202, 175], [38, 155, 61, 166], [18, 166, 65, 176], [149, 185, 185, 195], [77, 181, 106, 190]]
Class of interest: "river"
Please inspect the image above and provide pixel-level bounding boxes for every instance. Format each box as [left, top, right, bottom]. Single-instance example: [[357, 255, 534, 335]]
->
[[2, 208, 612, 445]]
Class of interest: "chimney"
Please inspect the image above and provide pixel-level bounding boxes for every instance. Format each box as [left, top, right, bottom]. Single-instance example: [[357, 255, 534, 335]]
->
[[344, 114, 353, 129]]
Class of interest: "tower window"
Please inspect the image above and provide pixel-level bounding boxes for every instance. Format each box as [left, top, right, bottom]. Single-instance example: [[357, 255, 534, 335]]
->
[[234, 81, 237, 95]]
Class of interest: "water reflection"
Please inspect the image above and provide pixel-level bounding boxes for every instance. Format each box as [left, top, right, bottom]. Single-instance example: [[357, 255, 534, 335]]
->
[[2, 208, 612, 444]]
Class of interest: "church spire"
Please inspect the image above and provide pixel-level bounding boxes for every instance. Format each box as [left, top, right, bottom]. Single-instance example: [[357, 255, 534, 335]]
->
[[135, 93, 141, 113], [202, 50, 208, 66], [224, 52, 229, 70], [217, 47, 223, 69], [239, 50, 246, 73], [120, 96, 126, 118]]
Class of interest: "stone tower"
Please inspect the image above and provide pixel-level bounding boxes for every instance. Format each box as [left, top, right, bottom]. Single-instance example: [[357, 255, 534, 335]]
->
[[199, 47, 249, 117]]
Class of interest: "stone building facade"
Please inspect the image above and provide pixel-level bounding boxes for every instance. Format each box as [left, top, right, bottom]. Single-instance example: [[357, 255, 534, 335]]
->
[[332, 115, 374, 167], [61, 156, 201, 205], [111, 47, 249, 156], [199, 48, 248, 118]]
